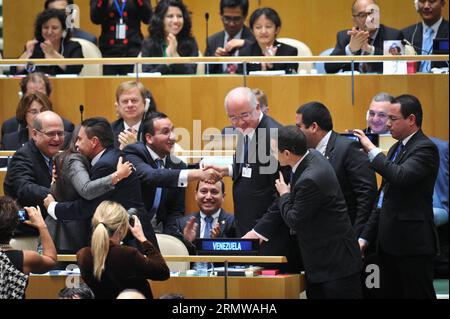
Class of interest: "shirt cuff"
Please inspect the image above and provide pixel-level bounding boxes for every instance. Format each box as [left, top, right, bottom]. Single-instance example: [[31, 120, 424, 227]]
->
[[47, 202, 58, 220], [228, 164, 233, 178], [368, 147, 382, 162], [178, 170, 189, 187], [252, 229, 269, 242], [345, 44, 354, 56], [358, 237, 369, 246]]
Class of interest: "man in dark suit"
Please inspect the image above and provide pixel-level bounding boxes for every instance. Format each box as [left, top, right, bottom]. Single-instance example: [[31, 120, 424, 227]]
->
[[325, 0, 403, 74], [43, 117, 158, 249], [204, 0, 255, 74], [402, 0, 449, 72], [176, 180, 235, 254], [295, 102, 377, 240], [111, 81, 155, 150], [123, 112, 221, 237], [354, 94, 439, 298], [207, 87, 298, 271], [4, 111, 65, 239], [273, 125, 362, 299]]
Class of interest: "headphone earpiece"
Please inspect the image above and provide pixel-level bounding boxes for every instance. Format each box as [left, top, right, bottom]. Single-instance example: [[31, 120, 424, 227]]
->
[[18, 91, 23, 99], [366, 110, 370, 122], [144, 98, 151, 113], [62, 30, 67, 38], [414, 0, 419, 12]]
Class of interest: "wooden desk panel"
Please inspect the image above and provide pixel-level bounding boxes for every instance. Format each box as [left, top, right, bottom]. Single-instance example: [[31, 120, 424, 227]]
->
[[1, 74, 448, 211], [26, 274, 304, 299]]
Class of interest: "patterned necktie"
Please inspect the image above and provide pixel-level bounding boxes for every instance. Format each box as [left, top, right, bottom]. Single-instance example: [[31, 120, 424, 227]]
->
[[151, 159, 164, 218], [359, 38, 373, 73], [203, 215, 214, 238], [377, 142, 404, 208], [420, 27, 434, 73]]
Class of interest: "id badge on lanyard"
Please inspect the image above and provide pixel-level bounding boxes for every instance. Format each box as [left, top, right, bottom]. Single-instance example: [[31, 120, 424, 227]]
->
[[114, 0, 127, 40]]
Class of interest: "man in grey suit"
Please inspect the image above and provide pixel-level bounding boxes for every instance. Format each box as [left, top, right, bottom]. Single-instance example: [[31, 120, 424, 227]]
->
[[354, 94, 439, 298], [272, 125, 362, 299], [204, 0, 255, 74]]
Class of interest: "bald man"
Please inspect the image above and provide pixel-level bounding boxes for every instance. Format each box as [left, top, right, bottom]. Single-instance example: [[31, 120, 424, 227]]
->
[[208, 87, 302, 272], [326, 0, 403, 73], [4, 111, 65, 238]]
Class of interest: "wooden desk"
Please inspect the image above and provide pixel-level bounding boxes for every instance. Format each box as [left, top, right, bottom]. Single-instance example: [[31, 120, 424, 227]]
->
[[26, 274, 304, 299]]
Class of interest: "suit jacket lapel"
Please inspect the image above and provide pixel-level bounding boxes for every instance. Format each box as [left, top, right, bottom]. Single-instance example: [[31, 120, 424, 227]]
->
[[413, 23, 424, 53], [217, 209, 228, 237], [324, 131, 337, 160], [195, 213, 201, 238]]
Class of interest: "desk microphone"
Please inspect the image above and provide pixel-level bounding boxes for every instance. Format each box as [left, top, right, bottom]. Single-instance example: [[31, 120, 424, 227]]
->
[[79, 104, 84, 123], [205, 12, 210, 74]]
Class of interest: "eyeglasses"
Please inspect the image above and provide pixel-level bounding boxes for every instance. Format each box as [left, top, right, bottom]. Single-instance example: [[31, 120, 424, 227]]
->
[[221, 15, 244, 24], [228, 112, 252, 123], [352, 11, 371, 19], [368, 111, 388, 119], [35, 129, 64, 138]]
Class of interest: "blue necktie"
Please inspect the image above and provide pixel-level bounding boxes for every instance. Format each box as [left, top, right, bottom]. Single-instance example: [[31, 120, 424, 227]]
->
[[203, 216, 214, 238], [151, 159, 164, 218], [420, 27, 434, 73], [47, 158, 53, 176], [377, 142, 404, 208]]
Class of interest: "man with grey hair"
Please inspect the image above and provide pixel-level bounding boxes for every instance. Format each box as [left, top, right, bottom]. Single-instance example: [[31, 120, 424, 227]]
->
[[4, 111, 65, 242], [208, 87, 301, 272], [364, 92, 394, 134]]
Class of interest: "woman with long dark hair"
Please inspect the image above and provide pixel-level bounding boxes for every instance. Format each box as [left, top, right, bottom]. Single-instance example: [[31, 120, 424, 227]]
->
[[16, 9, 84, 75], [141, 0, 198, 74]]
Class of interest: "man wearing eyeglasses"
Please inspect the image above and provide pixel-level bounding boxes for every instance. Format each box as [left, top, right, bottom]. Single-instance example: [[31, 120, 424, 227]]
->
[[204, 0, 255, 74], [325, 0, 403, 74], [364, 92, 393, 134], [206, 87, 303, 273], [354, 94, 439, 299], [4, 111, 65, 243]]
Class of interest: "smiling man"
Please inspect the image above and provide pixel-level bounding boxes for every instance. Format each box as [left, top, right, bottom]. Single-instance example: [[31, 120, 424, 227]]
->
[[4, 111, 64, 240], [402, 0, 449, 72], [123, 112, 222, 235], [204, 0, 255, 74], [176, 180, 235, 250]]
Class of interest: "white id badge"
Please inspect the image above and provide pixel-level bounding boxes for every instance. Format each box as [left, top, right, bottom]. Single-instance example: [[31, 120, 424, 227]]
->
[[116, 22, 126, 39], [242, 166, 252, 178]]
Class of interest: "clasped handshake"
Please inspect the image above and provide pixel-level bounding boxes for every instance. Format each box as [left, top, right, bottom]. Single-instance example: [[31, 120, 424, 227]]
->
[[195, 165, 229, 184]]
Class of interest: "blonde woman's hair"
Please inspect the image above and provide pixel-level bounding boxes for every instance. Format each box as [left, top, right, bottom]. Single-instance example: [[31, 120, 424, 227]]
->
[[91, 201, 129, 281]]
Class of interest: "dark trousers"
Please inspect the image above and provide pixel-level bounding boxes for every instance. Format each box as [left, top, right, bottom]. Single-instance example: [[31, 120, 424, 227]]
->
[[378, 249, 436, 299], [306, 272, 362, 299], [103, 64, 134, 76]]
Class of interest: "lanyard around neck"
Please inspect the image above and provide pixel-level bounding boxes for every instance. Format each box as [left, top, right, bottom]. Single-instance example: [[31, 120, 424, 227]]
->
[[113, 0, 126, 19]]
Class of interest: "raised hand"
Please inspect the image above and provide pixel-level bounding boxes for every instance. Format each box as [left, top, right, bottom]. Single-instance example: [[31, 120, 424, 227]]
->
[[115, 156, 134, 181], [23, 206, 46, 229], [183, 216, 198, 243], [275, 171, 290, 196], [165, 33, 179, 57], [118, 129, 137, 150]]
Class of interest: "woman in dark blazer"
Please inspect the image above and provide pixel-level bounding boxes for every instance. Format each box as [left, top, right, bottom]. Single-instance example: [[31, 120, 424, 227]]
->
[[238, 7, 298, 74], [15, 9, 83, 75], [1, 92, 52, 152], [141, 0, 198, 75], [77, 201, 170, 299]]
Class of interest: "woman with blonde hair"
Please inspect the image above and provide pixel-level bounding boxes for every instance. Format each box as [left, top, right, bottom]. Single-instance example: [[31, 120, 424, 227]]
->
[[77, 201, 169, 299]]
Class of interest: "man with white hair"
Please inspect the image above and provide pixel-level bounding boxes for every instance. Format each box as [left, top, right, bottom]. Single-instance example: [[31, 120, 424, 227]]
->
[[209, 87, 301, 272]]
